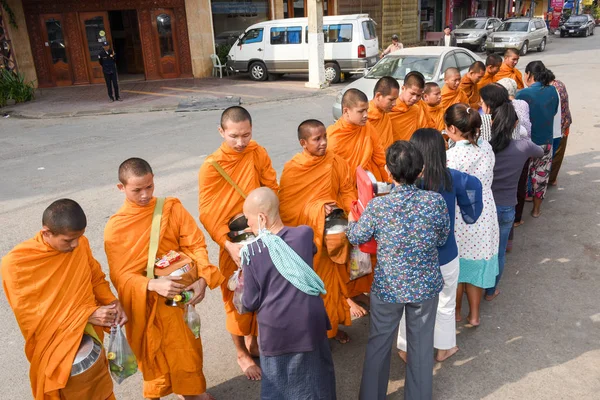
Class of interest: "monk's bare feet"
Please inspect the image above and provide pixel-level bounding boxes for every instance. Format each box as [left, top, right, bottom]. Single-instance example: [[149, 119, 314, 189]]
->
[[485, 289, 500, 302], [347, 298, 368, 318], [333, 330, 350, 344], [238, 354, 262, 380], [354, 293, 370, 308], [178, 394, 216, 400], [397, 350, 407, 363], [513, 221, 524, 228], [245, 335, 260, 358], [465, 314, 480, 327], [436, 346, 459, 362]]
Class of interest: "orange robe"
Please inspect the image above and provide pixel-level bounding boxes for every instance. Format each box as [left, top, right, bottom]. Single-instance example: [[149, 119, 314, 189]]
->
[[441, 84, 470, 111], [419, 100, 445, 131], [367, 100, 394, 150], [326, 118, 388, 183], [198, 140, 278, 337], [104, 197, 224, 398], [279, 150, 356, 338], [2, 234, 116, 400], [459, 75, 481, 109], [477, 71, 496, 90], [389, 100, 430, 142], [494, 63, 525, 89]]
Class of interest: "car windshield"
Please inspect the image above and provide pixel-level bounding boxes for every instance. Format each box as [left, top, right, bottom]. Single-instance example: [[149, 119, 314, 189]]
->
[[567, 16, 587, 22], [366, 55, 438, 81], [458, 19, 487, 29], [497, 21, 529, 32]]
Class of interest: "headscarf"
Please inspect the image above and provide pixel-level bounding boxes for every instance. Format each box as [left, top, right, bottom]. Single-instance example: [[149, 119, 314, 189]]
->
[[497, 78, 518, 98]]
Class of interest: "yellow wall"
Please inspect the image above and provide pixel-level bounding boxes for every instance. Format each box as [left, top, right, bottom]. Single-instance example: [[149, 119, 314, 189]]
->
[[5, 0, 38, 87], [184, 0, 215, 78], [534, 0, 549, 17]]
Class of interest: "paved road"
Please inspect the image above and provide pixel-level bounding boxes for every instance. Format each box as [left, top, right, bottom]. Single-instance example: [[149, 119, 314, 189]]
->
[[1, 33, 599, 399]]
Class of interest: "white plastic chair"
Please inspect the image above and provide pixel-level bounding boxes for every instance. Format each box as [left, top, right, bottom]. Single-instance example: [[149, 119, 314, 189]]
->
[[210, 54, 229, 78]]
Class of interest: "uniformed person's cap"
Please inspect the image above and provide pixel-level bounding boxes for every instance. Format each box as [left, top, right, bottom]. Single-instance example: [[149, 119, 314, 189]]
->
[[102, 41, 109, 46]]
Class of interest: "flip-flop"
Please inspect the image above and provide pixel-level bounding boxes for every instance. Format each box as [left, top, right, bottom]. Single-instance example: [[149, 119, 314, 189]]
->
[[531, 211, 541, 218]]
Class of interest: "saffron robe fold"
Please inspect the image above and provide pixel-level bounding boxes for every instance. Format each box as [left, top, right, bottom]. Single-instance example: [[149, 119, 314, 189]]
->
[[2, 233, 116, 400], [198, 140, 278, 336], [104, 197, 224, 398], [441, 84, 469, 111], [389, 100, 430, 142], [279, 150, 356, 337], [477, 71, 496, 90], [367, 100, 395, 150], [459, 75, 482, 109], [419, 100, 445, 131], [326, 118, 388, 183], [494, 64, 524, 89]]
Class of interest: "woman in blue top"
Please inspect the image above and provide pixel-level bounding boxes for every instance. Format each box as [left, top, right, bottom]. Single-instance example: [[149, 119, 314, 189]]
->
[[396, 128, 483, 363], [515, 61, 559, 218]]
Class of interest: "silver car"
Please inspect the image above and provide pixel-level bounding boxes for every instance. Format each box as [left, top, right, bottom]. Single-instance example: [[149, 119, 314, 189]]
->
[[332, 46, 481, 120], [454, 17, 502, 53], [486, 17, 548, 56]]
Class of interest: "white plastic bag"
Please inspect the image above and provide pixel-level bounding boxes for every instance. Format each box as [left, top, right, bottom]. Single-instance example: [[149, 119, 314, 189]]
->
[[184, 304, 201, 339], [231, 269, 249, 314], [106, 325, 138, 384], [348, 246, 372, 281]]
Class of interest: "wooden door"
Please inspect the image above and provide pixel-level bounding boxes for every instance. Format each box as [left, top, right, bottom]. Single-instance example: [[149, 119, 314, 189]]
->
[[40, 14, 72, 86], [79, 12, 113, 83], [151, 9, 180, 79]]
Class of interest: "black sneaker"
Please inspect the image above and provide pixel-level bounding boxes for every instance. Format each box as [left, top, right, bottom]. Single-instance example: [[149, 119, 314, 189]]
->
[[116, 98, 123, 102], [109, 98, 115, 102]]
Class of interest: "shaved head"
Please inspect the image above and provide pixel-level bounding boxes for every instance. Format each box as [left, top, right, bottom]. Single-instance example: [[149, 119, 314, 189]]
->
[[504, 48, 519, 57], [42, 199, 87, 234], [469, 61, 485, 73], [342, 88, 368, 109], [444, 67, 460, 79], [403, 71, 425, 90], [373, 76, 400, 97], [220, 106, 252, 129], [243, 187, 280, 233], [485, 53, 502, 67], [119, 157, 153, 184], [424, 82, 440, 94], [298, 119, 325, 141]]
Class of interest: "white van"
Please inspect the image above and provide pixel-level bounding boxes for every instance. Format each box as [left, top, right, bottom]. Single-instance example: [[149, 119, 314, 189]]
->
[[227, 14, 379, 83]]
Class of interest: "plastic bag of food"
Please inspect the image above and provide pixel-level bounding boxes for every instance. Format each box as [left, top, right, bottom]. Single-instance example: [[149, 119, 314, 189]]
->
[[348, 246, 372, 281], [231, 269, 248, 314], [184, 304, 201, 339], [106, 325, 138, 384]]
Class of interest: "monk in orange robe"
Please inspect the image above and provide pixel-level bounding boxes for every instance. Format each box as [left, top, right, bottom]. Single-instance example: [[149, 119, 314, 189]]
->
[[494, 48, 524, 89], [327, 88, 387, 183], [2, 199, 126, 400], [389, 71, 429, 141], [368, 76, 400, 150], [198, 106, 278, 381], [279, 119, 358, 340], [105, 158, 224, 400], [478, 53, 502, 90], [420, 82, 444, 131], [459, 61, 486, 109], [441, 67, 469, 111]]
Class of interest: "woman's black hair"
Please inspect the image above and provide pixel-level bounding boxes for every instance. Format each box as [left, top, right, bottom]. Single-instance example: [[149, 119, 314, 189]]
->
[[385, 141, 424, 185], [444, 103, 482, 146], [525, 60, 554, 86], [409, 128, 453, 192], [480, 84, 519, 154]]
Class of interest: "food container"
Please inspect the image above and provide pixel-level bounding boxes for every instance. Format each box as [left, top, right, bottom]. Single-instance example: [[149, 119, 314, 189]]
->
[[227, 213, 255, 244], [71, 334, 102, 376], [324, 208, 348, 235]]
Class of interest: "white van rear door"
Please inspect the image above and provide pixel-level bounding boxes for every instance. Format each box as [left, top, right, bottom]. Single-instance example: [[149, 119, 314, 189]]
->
[[361, 19, 379, 59]]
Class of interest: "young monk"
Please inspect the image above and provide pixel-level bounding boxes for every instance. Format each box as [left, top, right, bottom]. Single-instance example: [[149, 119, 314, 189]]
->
[[327, 88, 387, 183], [368, 76, 400, 150], [459, 61, 486, 109], [420, 82, 444, 131], [441, 67, 469, 111], [389, 71, 430, 141], [105, 158, 224, 400], [494, 48, 524, 89], [198, 106, 278, 381], [2, 199, 126, 400], [478, 53, 502, 89], [279, 119, 357, 340]]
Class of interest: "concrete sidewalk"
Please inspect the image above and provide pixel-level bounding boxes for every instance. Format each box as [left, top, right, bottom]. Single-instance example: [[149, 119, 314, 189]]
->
[[3, 74, 345, 119]]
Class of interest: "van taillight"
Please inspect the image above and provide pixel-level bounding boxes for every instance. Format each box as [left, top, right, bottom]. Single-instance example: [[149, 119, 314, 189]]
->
[[358, 45, 366, 58]]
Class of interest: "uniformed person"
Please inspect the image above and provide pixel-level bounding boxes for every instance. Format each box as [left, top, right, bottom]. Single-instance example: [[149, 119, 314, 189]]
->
[[98, 41, 121, 102]]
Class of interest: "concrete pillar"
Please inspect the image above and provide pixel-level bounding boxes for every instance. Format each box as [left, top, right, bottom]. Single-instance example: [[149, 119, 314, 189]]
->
[[306, 0, 326, 89], [5, 0, 37, 87], [184, 0, 214, 78], [273, 0, 285, 19]]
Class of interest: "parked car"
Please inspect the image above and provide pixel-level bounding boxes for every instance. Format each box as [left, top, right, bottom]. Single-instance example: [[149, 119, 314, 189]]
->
[[560, 14, 595, 37], [486, 17, 548, 56], [331, 46, 481, 119], [215, 30, 244, 47], [453, 17, 503, 52], [227, 14, 379, 83]]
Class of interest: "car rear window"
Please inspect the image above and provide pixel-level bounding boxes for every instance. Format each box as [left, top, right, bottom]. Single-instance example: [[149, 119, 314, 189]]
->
[[362, 20, 377, 40]]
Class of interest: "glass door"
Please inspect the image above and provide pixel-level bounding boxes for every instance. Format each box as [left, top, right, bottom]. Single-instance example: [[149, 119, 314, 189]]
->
[[40, 14, 72, 86], [151, 9, 180, 79], [79, 12, 112, 83]]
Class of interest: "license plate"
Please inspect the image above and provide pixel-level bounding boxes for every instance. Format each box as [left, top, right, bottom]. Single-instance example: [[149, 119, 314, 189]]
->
[[456, 39, 463, 43], [496, 43, 505, 47], [569, 30, 574, 33]]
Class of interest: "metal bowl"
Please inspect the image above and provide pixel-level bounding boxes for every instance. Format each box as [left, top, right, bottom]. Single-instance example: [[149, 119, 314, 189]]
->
[[228, 213, 249, 232], [71, 334, 102, 376], [228, 230, 256, 243], [325, 208, 348, 234]]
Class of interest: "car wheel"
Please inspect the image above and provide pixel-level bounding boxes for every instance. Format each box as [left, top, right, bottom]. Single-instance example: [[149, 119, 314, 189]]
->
[[477, 39, 487, 53], [324, 62, 341, 84], [560, 31, 565, 37], [591, 27, 595, 36], [537, 37, 546, 52], [520, 41, 528, 56], [249, 61, 268, 81]]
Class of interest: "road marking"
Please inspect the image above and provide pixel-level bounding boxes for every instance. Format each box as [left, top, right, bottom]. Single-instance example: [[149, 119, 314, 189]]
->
[[161, 87, 264, 99], [122, 90, 187, 98]]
